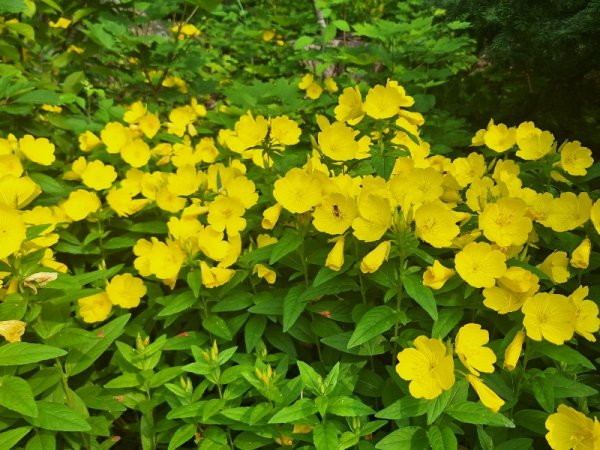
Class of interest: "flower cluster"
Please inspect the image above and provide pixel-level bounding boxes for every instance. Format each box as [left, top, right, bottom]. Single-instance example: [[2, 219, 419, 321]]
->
[[0, 78, 598, 449]]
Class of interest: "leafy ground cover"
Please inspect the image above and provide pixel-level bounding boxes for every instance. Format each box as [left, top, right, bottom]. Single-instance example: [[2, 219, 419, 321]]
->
[[0, 1, 599, 449]]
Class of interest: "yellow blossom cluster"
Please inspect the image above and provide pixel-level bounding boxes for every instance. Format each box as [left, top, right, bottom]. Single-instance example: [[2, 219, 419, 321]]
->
[[1, 78, 598, 446]]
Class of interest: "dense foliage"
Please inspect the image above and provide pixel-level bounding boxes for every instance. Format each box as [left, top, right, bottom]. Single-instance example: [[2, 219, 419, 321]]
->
[[0, 1, 599, 449]]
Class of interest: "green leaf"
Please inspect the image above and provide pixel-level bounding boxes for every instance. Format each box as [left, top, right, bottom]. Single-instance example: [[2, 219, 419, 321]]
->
[[24, 431, 56, 450], [514, 409, 548, 435], [528, 341, 594, 369], [168, 424, 196, 450], [375, 397, 428, 420], [549, 373, 598, 398], [297, 361, 323, 395], [65, 314, 129, 376], [432, 308, 463, 339], [347, 305, 395, 349], [427, 425, 458, 450], [333, 19, 350, 31], [0, 343, 66, 366], [0, 0, 27, 13], [0, 427, 30, 449], [402, 274, 438, 320], [428, 425, 457, 450], [445, 401, 515, 427], [27, 401, 91, 432], [427, 385, 455, 424], [531, 377, 554, 413], [268, 399, 317, 423], [0, 376, 37, 417], [314, 422, 338, 450], [15, 90, 60, 105], [269, 230, 303, 264], [244, 315, 266, 352], [202, 314, 232, 340], [233, 432, 272, 450], [328, 396, 375, 417], [189, 0, 223, 12], [495, 438, 534, 450], [477, 426, 494, 450], [283, 285, 306, 332], [375, 427, 427, 450], [158, 291, 197, 317], [294, 36, 314, 50]]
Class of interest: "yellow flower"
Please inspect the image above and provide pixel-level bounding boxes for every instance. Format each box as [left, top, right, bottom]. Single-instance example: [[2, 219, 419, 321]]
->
[[18, 135, 56, 166], [324, 77, 338, 93], [298, 74, 323, 100], [449, 152, 486, 188], [538, 251, 570, 284], [262, 203, 282, 229], [123, 101, 147, 124], [262, 30, 275, 41], [591, 200, 600, 235], [569, 286, 600, 342], [466, 375, 505, 413], [455, 242, 507, 288], [389, 167, 444, 212], [78, 292, 112, 323], [522, 293, 576, 345], [455, 323, 496, 376], [223, 112, 269, 153], [121, 139, 151, 168], [81, 160, 118, 191], [148, 239, 185, 287], [364, 83, 413, 119], [0, 320, 25, 342], [545, 404, 598, 450], [360, 241, 391, 274], [546, 192, 592, 232], [483, 267, 539, 314], [305, 82, 323, 100], [269, 115, 301, 146], [414, 200, 462, 248], [106, 188, 148, 217], [318, 121, 368, 161], [253, 264, 276, 284], [483, 120, 516, 153], [207, 196, 246, 236], [60, 189, 101, 221], [79, 131, 101, 152], [0, 174, 41, 209], [503, 330, 525, 371], [139, 113, 160, 139], [396, 336, 455, 400], [312, 193, 357, 235], [197, 225, 230, 262], [422, 260, 455, 290], [273, 168, 322, 214], [67, 45, 85, 54], [257, 234, 277, 248], [325, 237, 345, 271], [49, 17, 71, 28], [479, 197, 532, 247], [101, 122, 131, 154], [571, 238, 591, 269], [171, 23, 201, 39], [560, 141, 594, 176], [352, 192, 391, 242], [106, 273, 147, 309], [515, 127, 554, 160], [224, 176, 258, 210], [0, 154, 23, 177], [334, 86, 364, 124], [200, 261, 235, 288]]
